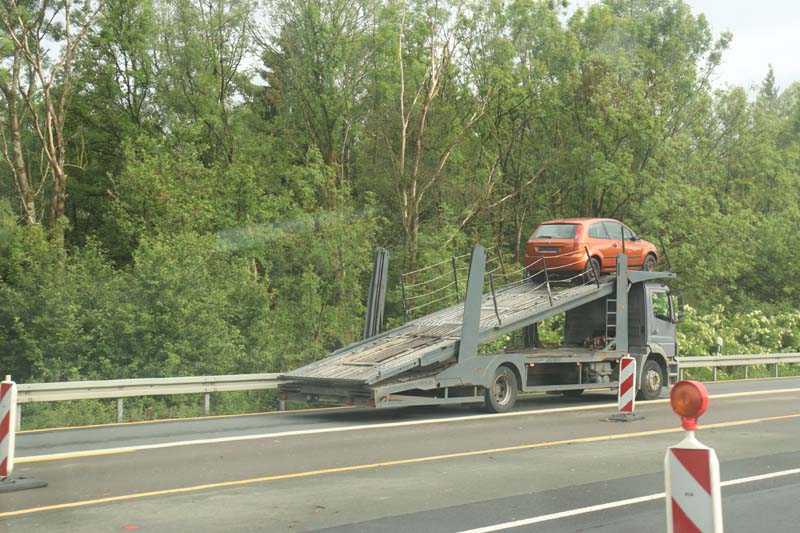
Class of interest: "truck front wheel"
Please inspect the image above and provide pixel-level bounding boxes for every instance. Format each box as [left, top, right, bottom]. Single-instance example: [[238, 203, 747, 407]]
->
[[637, 359, 664, 400], [485, 366, 518, 413]]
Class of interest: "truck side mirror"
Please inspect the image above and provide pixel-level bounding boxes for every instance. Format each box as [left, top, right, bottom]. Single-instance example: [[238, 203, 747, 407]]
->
[[671, 292, 684, 323]]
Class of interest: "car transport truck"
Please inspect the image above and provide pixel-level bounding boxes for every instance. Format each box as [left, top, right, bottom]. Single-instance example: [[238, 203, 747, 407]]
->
[[279, 244, 683, 412]]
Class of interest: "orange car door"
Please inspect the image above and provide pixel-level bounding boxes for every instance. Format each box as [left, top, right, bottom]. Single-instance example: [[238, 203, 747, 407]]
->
[[600, 221, 624, 269], [588, 222, 616, 271], [620, 224, 644, 267]]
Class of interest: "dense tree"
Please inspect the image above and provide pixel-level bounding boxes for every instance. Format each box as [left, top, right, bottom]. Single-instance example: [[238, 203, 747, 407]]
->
[[1, 0, 799, 412]]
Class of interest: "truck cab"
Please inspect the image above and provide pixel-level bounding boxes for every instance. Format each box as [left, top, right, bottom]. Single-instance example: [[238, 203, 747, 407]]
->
[[551, 279, 682, 400]]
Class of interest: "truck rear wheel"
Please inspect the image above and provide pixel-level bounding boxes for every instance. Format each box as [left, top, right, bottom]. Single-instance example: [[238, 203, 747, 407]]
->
[[485, 366, 518, 413], [637, 359, 663, 400]]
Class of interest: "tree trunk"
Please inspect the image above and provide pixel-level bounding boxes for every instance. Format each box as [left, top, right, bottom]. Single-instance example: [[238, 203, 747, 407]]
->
[[0, 52, 37, 224], [50, 168, 68, 225], [8, 98, 36, 224]]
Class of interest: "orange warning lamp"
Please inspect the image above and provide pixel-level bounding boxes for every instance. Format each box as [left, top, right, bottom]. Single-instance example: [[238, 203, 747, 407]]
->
[[670, 380, 708, 430]]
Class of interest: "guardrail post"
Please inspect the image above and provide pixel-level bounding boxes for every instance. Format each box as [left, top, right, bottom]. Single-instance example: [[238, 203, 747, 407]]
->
[[116, 398, 124, 423], [712, 367, 717, 382], [775, 363, 779, 378], [15, 404, 21, 432], [204, 393, 211, 416], [744, 366, 748, 379], [279, 398, 286, 411]]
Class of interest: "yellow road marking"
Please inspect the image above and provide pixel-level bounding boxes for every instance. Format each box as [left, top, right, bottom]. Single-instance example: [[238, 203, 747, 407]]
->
[[2, 412, 799, 519], [18, 405, 353, 434], [15, 449, 135, 463]]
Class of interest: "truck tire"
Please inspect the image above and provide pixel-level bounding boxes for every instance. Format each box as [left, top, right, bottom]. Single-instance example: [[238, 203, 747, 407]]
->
[[642, 254, 657, 272], [485, 366, 518, 413], [582, 257, 601, 284], [637, 359, 663, 400]]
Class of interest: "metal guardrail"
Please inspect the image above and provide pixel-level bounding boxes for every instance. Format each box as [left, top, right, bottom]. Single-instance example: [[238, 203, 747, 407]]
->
[[10, 353, 800, 429], [15, 373, 283, 403], [675, 353, 800, 381], [14, 373, 284, 428]]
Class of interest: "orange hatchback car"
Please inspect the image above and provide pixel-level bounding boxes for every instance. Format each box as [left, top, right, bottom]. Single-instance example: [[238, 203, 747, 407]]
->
[[524, 218, 658, 277]]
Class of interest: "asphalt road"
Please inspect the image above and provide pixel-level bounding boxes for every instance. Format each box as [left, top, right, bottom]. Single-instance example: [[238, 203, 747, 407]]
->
[[2, 377, 799, 532]]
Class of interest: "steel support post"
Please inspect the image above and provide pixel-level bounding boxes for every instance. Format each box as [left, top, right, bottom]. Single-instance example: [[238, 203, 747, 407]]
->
[[452, 256, 460, 303], [542, 257, 553, 306], [489, 273, 501, 326], [116, 398, 124, 423], [458, 245, 486, 362], [615, 253, 629, 353], [495, 247, 508, 282], [363, 247, 389, 339], [585, 246, 599, 288], [658, 235, 672, 272], [400, 277, 409, 323], [204, 393, 211, 416]]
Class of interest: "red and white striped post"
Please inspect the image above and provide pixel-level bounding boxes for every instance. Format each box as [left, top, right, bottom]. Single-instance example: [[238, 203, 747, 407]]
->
[[608, 356, 643, 421], [665, 380, 723, 533], [1, 375, 17, 479]]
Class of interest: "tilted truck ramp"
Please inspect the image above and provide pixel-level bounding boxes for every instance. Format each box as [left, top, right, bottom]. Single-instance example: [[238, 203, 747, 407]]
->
[[281, 276, 615, 386]]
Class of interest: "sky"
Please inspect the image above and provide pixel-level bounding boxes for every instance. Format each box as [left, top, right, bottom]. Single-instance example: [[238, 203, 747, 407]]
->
[[571, 0, 800, 93], [684, 0, 800, 92]]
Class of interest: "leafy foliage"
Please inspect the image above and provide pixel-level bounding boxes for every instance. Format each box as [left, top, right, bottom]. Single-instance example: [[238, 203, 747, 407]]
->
[[1, 1, 799, 427]]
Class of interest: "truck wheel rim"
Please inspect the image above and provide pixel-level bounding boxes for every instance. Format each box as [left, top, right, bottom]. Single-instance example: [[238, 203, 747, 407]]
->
[[494, 375, 511, 404], [645, 369, 661, 392]]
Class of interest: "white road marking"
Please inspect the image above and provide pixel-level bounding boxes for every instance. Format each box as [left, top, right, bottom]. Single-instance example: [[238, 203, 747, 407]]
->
[[457, 468, 800, 533], [18, 402, 619, 461], [17, 387, 800, 462]]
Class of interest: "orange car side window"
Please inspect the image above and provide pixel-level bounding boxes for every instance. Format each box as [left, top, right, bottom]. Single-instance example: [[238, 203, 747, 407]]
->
[[588, 223, 607, 239]]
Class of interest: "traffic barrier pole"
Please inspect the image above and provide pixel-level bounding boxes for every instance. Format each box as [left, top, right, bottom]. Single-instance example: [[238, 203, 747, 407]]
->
[[665, 380, 723, 533], [608, 356, 643, 421], [1, 375, 17, 479], [0, 375, 48, 493]]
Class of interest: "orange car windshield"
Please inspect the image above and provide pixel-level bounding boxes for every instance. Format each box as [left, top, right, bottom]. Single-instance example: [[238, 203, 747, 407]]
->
[[532, 224, 578, 239]]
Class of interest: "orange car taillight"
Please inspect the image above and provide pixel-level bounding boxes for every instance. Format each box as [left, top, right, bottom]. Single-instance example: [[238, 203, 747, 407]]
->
[[572, 224, 584, 248]]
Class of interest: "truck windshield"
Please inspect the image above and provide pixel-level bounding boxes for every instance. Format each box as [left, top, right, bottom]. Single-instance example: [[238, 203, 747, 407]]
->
[[532, 224, 578, 239]]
